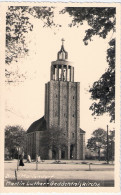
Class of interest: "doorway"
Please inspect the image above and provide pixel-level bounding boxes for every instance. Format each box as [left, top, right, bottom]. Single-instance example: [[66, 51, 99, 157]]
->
[[61, 150, 65, 159], [70, 144, 74, 159], [52, 149, 57, 160]]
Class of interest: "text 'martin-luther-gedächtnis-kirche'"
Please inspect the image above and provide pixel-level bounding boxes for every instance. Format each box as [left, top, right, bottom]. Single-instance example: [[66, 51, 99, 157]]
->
[[26, 39, 85, 160]]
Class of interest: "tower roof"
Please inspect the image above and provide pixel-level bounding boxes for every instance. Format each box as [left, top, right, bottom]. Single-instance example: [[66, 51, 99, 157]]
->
[[27, 116, 46, 133], [80, 128, 86, 134], [57, 38, 68, 60]]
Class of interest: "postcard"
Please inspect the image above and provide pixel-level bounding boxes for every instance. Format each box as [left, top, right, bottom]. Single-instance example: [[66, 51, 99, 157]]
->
[[0, 2, 120, 193]]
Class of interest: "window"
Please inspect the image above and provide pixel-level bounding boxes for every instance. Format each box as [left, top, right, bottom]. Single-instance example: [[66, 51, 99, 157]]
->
[[73, 96, 74, 99], [72, 133, 74, 138], [73, 114, 75, 117], [59, 68, 61, 80], [56, 94, 57, 98], [55, 67, 57, 80], [63, 68, 66, 81], [61, 150, 65, 159]]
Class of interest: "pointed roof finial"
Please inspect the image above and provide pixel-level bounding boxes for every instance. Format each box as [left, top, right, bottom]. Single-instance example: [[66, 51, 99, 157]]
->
[[61, 38, 65, 46], [57, 38, 68, 60]]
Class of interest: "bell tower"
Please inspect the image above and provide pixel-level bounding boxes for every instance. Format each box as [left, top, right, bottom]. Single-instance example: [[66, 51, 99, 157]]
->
[[50, 38, 74, 82], [44, 39, 85, 160]]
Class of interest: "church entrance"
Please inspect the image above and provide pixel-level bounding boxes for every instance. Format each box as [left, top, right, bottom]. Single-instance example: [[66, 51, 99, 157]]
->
[[61, 150, 65, 159], [70, 144, 74, 159], [52, 149, 57, 160]]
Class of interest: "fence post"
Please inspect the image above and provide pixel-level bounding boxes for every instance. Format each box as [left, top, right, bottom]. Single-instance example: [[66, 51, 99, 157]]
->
[[36, 161, 38, 170], [17, 159, 19, 171], [46, 178, 49, 187], [89, 163, 91, 171], [15, 170, 17, 181]]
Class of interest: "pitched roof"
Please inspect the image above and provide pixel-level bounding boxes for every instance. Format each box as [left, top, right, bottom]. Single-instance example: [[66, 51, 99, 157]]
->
[[27, 116, 46, 133], [80, 128, 85, 133], [27, 117, 85, 134]]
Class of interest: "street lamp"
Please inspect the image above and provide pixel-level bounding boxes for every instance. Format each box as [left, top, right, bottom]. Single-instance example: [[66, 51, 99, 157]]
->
[[16, 146, 20, 171]]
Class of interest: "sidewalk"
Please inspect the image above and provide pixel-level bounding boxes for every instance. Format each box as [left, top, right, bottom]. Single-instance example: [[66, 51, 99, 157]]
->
[[4, 159, 114, 165], [4, 160, 114, 187]]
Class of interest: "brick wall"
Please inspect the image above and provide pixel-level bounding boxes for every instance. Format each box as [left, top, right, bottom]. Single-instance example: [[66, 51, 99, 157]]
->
[[44, 80, 84, 160]]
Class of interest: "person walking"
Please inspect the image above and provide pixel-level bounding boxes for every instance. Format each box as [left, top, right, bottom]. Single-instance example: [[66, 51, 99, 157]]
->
[[27, 154, 31, 163], [19, 154, 24, 167]]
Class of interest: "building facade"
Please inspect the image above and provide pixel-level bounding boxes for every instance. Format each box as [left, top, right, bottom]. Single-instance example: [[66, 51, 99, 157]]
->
[[26, 40, 85, 160]]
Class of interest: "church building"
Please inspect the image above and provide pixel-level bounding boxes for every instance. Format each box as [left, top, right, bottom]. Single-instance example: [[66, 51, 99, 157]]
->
[[26, 39, 85, 160]]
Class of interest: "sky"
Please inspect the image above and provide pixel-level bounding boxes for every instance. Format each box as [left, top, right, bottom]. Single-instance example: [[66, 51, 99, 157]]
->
[[5, 7, 115, 141]]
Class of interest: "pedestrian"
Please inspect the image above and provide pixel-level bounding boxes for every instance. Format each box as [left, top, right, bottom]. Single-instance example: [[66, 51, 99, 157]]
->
[[38, 156, 41, 162], [27, 154, 31, 163], [36, 154, 39, 163], [19, 154, 24, 167]]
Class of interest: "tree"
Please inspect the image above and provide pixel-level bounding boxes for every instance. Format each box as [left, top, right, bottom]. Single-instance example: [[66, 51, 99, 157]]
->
[[6, 7, 116, 121], [107, 129, 115, 161], [6, 6, 56, 83], [62, 7, 115, 122], [87, 128, 107, 160], [89, 39, 115, 122], [5, 125, 26, 159], [87, 128, 115, 161]]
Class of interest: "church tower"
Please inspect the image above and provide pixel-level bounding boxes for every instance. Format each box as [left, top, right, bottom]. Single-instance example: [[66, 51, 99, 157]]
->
[[26, 39, 85, 160], [44, 39, 85, 160]]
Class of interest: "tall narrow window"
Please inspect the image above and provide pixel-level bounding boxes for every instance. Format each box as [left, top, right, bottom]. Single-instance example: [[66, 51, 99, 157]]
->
[[63, 68, 66, 81], [53, 68, 55, 80], [55, 67, 57, 80], [68, 67, 71, 81], [59, 68, 61, 80]]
